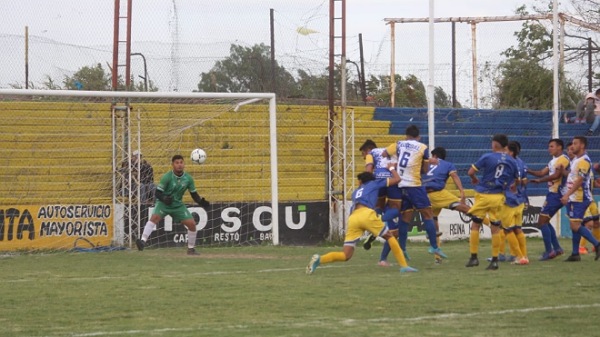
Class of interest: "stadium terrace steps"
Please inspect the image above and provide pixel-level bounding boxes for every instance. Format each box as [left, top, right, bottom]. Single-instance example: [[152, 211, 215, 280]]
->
[[1, 101, 393, 204], [375, 107, 600, 197]]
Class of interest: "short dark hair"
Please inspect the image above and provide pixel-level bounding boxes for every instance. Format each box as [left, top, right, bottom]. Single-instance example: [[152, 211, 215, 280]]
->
[[595, 88, 600, 95], [549, 138, 564, 149], [405, 125, 419, 138], [574, 136, 588, 148], [359, 139, 377, 152], [492, 134, 509, 148], [172, 154, 184, 162], [431, 147, 446, 160], [357, 171, 376, 184], [566, 141, 573, 147], [507, 141, 520, 157]]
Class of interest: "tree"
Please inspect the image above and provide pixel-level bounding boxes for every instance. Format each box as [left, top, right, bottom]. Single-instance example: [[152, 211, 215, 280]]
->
[[63, 63, 111, 91], [197, 43, 298, 97], [365, 74, 454, 107], [492, 5, 582, 109]]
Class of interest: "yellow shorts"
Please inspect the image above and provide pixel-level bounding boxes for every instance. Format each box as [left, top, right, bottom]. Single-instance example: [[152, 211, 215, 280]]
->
[[344, 207, 386, 246], [585, 201, 599, 219], [500, 203, 524, 229], [468, 192, 505, 224], [428, 189, 460, 216]]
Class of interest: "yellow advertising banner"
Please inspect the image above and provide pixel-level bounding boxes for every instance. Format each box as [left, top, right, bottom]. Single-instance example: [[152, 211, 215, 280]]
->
[[0, 204, 113, 250]]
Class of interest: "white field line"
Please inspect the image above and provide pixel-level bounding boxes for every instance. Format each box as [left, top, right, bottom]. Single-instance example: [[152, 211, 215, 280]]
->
[[0, 263, 369, 283], [68, 303, 600, 337]]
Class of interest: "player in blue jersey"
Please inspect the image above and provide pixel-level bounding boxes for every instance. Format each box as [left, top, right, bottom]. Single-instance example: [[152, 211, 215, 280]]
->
[[423, 147, 471, 263], [528, 139, 567, 260], [560, 136, 600, 261], [383, 125, 448, 260], [497, 141, 530, 265], [359, 140, 404, 263], [136, 155, 210, 255], [306, 164, 417, 274], [465, 134, 519, 270]]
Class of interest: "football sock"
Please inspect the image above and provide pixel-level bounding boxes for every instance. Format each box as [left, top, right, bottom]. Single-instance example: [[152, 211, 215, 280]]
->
[[577, 226, 599, 247], [540, 224, 552, 252], [141, 221, 156, 241], [469, 226, 480, 255], [380, 241, 391, 262], [424, 219, 438, 249], [187, 229, 197, 249], [572, 231, 581, 255], [381, 207, 399, 222], [491, 232, 501, 257], [498, 230, 507, 255], [320, 252, 346, 264], [505, 231, 522, 258], [398, 220, 409, 251], [548, 224, 562, 250], [516, 230, 528, 257], [386, 236, 408, 268]]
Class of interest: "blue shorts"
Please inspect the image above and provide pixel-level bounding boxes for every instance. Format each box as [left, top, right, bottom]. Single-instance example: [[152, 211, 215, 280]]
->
[[540, 192, 563, 218], [387, 184, 403, 201], [566, 201, 591, 220], [401, 186, 431, 210]]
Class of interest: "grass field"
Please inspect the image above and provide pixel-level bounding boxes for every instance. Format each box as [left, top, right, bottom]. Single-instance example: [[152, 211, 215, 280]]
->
[[2, 238, 600, 337]]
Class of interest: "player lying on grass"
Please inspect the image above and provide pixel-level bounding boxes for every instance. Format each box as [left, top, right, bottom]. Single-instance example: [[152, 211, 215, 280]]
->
[[306, 163, 417, 274]]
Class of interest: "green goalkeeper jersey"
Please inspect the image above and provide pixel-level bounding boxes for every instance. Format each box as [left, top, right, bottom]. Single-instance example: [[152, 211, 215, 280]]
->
[[156, 170, 197, 207]]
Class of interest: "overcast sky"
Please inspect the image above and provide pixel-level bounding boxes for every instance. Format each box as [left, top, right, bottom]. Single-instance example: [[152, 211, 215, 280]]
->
[[1, 0, 570, 100]]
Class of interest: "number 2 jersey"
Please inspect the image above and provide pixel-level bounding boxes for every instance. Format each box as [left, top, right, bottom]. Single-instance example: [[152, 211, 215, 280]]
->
[[423, 158, 456, 191], [471, 152, 519, 194], [386, 139, 429, 187]]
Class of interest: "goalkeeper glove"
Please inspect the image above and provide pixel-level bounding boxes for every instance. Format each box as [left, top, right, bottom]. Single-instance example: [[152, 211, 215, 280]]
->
[[199, 197, 210, 208]]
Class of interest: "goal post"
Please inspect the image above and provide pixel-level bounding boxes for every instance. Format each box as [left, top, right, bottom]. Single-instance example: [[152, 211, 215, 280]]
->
[[0, 89, 280, 251]]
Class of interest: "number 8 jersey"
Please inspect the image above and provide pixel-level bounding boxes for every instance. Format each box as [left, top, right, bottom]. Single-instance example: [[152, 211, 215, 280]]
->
[[385, 139, 429, 187], [472, 152, 518, 194]]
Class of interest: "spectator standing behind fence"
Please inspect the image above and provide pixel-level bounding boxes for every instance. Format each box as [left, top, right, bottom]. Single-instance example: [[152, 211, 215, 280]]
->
[[134, 150, 156, 204], [584, 89, 600, 135], [119, 150, 155, 204]]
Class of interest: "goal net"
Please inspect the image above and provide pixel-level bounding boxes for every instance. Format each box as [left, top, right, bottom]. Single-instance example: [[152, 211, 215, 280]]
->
[[0, 89, 283, 252]]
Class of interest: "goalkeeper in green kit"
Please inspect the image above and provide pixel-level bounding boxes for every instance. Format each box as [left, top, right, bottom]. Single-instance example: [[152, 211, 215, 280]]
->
[[136, 154, 210, 255]]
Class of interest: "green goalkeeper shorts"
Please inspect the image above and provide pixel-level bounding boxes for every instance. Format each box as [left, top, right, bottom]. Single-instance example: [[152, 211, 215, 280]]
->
[[152, 202, 194, 222]]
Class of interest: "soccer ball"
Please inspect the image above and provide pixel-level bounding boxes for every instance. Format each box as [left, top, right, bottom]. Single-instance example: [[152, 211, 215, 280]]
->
[[190, 148, 207, 164]]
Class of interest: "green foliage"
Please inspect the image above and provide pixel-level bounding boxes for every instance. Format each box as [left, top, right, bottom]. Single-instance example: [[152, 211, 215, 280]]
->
[[197, 43, 299, 97], [367, 74, 454, 107], [495, 5, 582, 110], [63, 63, 111, 91], [198, 43, 453, 105]]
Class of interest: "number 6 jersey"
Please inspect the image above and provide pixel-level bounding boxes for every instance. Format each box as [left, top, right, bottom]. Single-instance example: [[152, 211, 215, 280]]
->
[[385, 139, 429, 187]]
